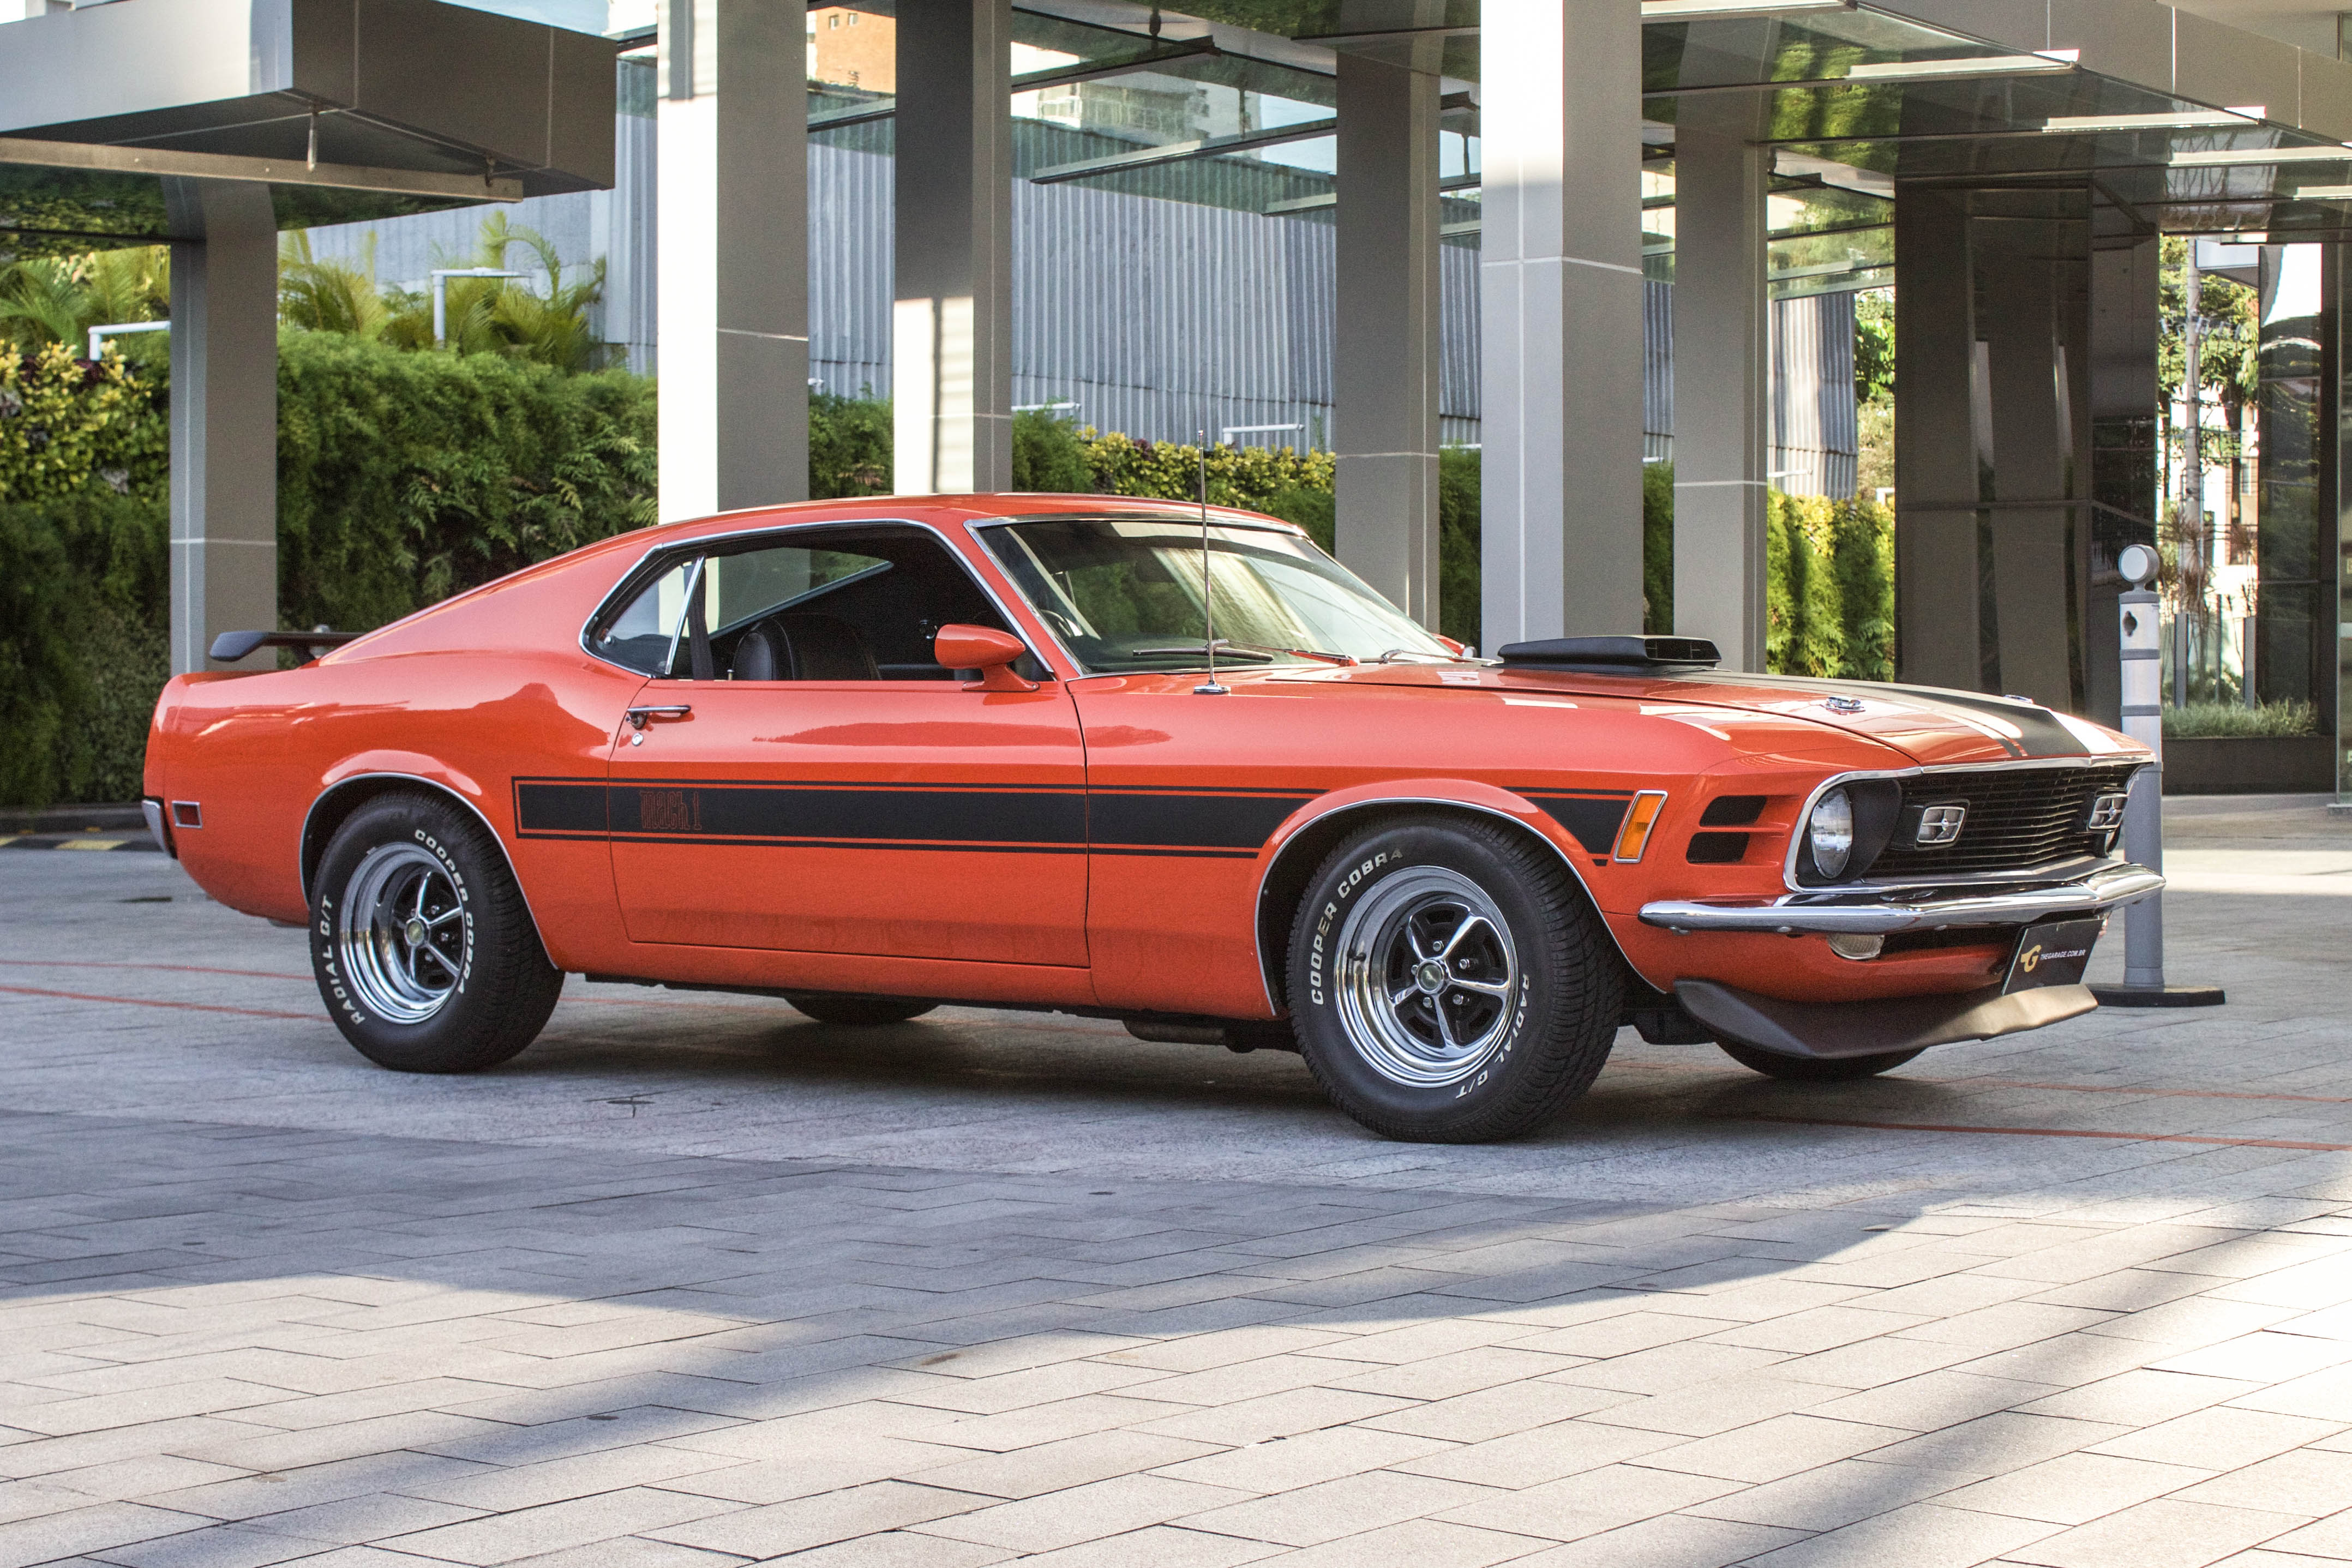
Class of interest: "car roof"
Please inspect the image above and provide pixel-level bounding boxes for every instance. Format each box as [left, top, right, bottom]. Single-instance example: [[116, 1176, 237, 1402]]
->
[[640, 492, 1305, 550]]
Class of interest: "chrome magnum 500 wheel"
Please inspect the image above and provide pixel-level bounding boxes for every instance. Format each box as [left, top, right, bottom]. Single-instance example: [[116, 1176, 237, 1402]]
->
[[311, 792, 562, 1073], [1287, 815, 1623, 1143]]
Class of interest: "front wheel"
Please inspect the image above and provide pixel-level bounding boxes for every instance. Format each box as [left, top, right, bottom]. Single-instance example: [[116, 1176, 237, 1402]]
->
[[312, 792, 562, 1073], [1286, 815, 1622, 1143], [1718, 1040, 1925, 1081]]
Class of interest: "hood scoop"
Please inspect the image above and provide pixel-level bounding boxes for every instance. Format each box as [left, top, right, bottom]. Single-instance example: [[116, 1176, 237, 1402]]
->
[[1497, 635, 1722, 673]]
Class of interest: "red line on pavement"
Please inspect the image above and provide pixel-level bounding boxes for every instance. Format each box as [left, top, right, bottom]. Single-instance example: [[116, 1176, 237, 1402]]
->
[[0, 983, 319, 1022], [0, 959, 310, 981], [1930, 1078, 2352, 1106], [1729, 1112, 2352, 1153]]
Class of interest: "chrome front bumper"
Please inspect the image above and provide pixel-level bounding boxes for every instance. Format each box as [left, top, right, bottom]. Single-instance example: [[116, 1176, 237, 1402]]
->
[[1639, 861, 2164, 937]]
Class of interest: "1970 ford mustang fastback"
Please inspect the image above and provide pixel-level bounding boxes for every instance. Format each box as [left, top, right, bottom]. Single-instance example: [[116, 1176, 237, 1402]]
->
[[143, 494, 2161, 1142]]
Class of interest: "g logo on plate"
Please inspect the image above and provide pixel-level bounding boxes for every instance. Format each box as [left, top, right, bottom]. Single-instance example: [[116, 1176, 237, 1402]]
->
[[2020, 945, 2041, 974]]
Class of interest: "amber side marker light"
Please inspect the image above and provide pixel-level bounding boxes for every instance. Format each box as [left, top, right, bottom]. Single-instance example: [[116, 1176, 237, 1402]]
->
[[1615, 790, 1668, 862]]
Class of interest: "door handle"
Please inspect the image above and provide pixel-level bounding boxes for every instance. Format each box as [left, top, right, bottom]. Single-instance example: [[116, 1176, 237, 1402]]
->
[[624, 705, 693, 730]]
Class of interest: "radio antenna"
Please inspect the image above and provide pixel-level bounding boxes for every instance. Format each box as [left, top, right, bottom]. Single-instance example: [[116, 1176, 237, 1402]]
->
[[1195, 432, 1227, 695]]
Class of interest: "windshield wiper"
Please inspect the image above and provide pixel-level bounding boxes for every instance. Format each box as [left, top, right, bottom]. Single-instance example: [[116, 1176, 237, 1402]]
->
[[1130, 639, 1277, 663], [1224, 640, 1356, 665]]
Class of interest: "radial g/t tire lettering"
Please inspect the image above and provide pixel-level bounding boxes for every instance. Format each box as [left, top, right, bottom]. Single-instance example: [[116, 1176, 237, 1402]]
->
[[311, 791, 562, 1073], [1286, 815, 1622, 1143]]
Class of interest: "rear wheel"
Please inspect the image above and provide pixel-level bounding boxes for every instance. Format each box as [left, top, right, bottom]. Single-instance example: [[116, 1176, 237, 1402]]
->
[[312, 792, 561, 1072], [1718, 1040, 1925, 1081], [785, 994, 940, 1026], [1286, 815, 1621, 1143]]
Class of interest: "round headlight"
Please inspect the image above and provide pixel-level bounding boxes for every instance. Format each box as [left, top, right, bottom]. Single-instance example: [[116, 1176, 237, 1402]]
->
[[1808, 788, 1855, 879]]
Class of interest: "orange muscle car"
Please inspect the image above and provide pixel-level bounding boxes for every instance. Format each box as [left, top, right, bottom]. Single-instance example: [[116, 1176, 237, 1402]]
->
[[143, 495, 2161, 1142]]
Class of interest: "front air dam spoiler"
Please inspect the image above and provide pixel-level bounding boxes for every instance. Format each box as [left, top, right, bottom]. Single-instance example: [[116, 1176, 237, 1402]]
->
[[1675, 978, 2097, 1061]]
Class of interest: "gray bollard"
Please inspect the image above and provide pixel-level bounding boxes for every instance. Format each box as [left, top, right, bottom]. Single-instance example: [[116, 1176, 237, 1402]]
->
[[2092, 544, 2224, 1007]]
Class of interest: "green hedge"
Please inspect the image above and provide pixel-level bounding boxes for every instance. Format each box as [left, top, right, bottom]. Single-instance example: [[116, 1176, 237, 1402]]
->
[[0, 332, 656, 807], [278, 333, 656, 631], [0, 492, 166, 807], [1768, 490, 1897, 681]]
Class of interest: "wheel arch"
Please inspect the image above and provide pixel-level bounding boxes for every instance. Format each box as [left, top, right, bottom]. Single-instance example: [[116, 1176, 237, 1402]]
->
[[1252, 790, 1634, 1014], [301, 773, 550, 955]]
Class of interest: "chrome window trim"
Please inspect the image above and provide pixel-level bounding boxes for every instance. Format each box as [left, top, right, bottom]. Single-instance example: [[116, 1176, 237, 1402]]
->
[[1780, 756, 2156, 893], [968, 509, 1308, 538], [577, 516, 1071, 682]]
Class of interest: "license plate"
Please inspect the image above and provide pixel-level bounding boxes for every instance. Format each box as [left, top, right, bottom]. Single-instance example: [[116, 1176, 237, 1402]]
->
[[2003, 917, 2102, 993]]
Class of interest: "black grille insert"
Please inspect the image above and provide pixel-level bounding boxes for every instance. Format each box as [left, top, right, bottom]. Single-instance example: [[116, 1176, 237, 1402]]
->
[[1862, 763, 2141, 879]]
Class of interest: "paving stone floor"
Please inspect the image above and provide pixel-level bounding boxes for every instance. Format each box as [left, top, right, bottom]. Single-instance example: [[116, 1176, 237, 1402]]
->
[[2, 797, 2349, 1567]]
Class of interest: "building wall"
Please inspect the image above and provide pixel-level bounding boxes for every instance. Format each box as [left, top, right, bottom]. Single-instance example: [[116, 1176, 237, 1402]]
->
[[299, 101, 1860, 484]]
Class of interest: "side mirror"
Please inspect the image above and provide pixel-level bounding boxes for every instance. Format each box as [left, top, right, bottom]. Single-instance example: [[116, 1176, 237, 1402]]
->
[[935, 624, 1040, 692]]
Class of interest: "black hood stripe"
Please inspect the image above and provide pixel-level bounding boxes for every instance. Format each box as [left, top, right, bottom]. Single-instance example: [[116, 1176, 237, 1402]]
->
[[1639, 671, 2090, 759]]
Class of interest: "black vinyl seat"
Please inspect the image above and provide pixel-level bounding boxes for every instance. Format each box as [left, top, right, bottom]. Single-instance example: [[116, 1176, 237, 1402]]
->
[[729, 612, 882, 681]]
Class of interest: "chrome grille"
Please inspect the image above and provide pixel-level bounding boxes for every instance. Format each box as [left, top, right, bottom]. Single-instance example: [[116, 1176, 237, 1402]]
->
[[1865, 762, 2143, 879]]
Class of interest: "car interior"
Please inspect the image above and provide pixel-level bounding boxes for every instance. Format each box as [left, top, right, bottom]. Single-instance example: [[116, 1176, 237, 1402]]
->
[[589, 525, 1036, 682]]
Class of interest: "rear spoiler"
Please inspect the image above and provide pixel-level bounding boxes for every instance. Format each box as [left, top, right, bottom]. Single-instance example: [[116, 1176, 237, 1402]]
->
[[208, 629, 362, 664], [1496, 635, 1722, 672]]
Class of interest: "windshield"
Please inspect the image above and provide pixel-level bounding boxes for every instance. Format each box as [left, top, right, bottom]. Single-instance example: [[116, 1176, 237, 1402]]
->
[[980, 516, 1453, 674]]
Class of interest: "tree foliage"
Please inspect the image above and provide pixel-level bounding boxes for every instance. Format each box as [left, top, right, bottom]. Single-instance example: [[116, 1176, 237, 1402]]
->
[[0, 343, 168, 505], [0, 248, 169, 359]]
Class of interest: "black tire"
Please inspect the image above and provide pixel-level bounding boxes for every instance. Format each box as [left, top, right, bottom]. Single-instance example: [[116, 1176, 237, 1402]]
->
[[785, 994, 940, 1026], [1285, 815, 1622, 1143], [311, 792, 562, 1073], [1718, 1040, 1925, 1080]]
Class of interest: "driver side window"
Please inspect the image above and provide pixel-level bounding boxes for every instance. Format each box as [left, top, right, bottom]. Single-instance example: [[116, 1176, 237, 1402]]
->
[[588, 526, 1023, 682]]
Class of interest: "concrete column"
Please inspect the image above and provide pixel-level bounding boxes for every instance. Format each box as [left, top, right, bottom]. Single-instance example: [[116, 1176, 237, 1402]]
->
[[894, 0, 1013, 495], [164, 179, 278, 674], [1892, 185, 1982, 690], [658, 0, 808, 522], [1670, 98, 1768, 671], [1334, 50, 1441, 628], [1895, 182, 2092, 708], [1478, 0, 1645, 648]]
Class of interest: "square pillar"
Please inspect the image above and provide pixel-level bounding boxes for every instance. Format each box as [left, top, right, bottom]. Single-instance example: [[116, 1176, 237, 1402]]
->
[[1479, 0, 1645, 647], [894, 0, 1013, 495], [1334, 50, 1441, 628], [164, 178, 278, 674], [658, 0, 808, 522], [1670, 98, 1768, 671], [1894, 183, 2092, 710]]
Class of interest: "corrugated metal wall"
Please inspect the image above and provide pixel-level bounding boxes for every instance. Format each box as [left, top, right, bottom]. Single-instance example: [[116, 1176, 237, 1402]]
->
[[1767, 290, 1859, 499], [806, 142, 1486, 449], [301, 100, 1861, 484]]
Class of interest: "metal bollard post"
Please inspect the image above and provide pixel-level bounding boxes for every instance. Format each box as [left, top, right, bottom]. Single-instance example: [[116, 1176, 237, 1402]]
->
[[2092, 544, 2224, 1007]]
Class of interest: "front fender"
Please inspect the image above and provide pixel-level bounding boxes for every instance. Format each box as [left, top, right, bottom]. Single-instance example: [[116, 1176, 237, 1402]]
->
[[1251, 777, 1640, 1011]]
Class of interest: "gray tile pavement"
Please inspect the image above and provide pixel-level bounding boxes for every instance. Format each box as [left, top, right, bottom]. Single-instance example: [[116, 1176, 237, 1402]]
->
[[0, 799, 2349, 1563]]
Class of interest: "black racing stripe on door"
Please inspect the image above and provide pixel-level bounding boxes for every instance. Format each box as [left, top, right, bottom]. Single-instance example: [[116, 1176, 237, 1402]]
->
[[515, 778, 1310, 855], [1087, 791, 1315, 852], [514, 780, 609, 834], [609, 834, 1087, 855], [1524, 793, 1634, 855], [610, 783, 1089, 846]]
